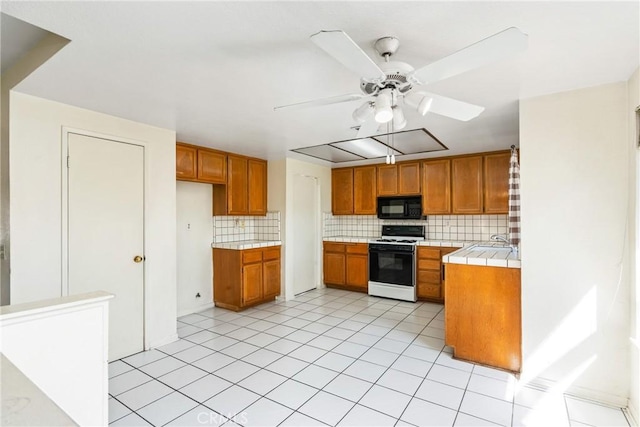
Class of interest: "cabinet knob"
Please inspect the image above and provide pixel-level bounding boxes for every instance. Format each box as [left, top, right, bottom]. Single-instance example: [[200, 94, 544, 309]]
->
[[133, 255, 144, 263]]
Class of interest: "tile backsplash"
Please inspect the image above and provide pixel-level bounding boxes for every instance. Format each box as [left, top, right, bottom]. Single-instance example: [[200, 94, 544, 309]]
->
[[213, 211, 280, 243], [323, 213, 508, 242]]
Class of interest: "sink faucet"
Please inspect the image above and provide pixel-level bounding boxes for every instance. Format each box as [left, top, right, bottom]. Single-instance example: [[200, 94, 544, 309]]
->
[[490, 234, 518, 257], [490, 234, 509, 244]]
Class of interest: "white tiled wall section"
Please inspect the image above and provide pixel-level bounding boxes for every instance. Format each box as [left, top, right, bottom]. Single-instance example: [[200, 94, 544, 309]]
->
[[213, 211, 280, 243], [323, 212, 508, 242]]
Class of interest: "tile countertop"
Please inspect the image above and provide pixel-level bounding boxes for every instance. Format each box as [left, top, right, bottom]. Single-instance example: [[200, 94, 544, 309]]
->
[[444, 243, 521, 269], [211, 240, 282, 250], [322, 237, 374, 243]]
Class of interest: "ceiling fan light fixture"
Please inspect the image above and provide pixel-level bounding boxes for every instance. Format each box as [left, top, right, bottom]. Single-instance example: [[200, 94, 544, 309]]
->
[[374, 90, 393, 123], [417, 96, 434, 116], [352, 102, 374, 123]]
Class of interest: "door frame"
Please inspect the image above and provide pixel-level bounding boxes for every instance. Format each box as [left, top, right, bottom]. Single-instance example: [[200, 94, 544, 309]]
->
[[61, 127, 149, 349]]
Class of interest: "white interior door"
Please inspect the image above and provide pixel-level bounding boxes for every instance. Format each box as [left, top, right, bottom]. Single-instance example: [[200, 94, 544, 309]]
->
[[67, 133, 144, 361], [292, 174, 319, 295]]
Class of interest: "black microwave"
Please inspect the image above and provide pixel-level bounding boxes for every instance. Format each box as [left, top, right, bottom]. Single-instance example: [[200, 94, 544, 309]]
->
[[377, 196, 422, 219]]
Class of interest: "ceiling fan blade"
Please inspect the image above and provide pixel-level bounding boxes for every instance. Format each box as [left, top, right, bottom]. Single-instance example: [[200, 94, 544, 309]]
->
[[356, 116, 380, 138], [274, 93, 365, 111], [410, 27, 528, 85], [310, 30, 386, 81], [405, 91, 485, 121]]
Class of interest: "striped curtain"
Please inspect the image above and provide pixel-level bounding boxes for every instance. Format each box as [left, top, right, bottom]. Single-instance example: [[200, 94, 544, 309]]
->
[[508, 146, 521, 248]]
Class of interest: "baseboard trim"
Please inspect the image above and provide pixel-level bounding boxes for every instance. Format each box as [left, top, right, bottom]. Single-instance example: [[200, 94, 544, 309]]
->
[[177, 302, 215, 318], [149, 333, 179, 350], [526, 377, 629, 409]]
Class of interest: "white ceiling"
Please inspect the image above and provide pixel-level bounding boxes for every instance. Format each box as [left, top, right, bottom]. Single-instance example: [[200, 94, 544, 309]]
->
[[1, 1, 638, 165]]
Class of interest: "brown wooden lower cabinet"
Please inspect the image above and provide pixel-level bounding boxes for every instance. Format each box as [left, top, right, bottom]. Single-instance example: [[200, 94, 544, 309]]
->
[[444, 263, 522, 372], [213, 246, 281, 311], [323, 242, 368, 293], [416, 246, 458, 303]]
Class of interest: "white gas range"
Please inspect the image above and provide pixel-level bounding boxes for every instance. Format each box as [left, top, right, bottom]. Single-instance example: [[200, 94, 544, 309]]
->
[[368, 225, 425, 302]]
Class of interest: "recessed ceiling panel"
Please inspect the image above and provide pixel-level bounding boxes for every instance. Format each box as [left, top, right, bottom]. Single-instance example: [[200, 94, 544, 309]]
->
[[373, 129, 447, 155], [332, 138, 401, 159], [291, 128, 448, 163], [292, 144, 363, 163]]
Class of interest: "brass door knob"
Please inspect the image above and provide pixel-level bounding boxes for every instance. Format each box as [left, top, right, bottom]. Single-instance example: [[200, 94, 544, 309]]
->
[[133, 255, 144, 263]]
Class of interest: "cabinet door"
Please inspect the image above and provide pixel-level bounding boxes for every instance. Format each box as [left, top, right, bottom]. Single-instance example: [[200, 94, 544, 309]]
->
[[323, 252, 346, 285], [248, 159, 267, 215], [242, 262, 263, 305], [452, 156, 483, 214], [346, 254, 368, 290], [332, 168, 354, 215], [263, 258, 281, 299], [422, 159, 451, 214], [377, 165, 397, 196], [353, 166, 377, 215], [398, 162, 421, 195], [484, 152, 510, 214], [228, 155, 248, 215], [198, 150, 227, 183], [176, 144, 197, 180]]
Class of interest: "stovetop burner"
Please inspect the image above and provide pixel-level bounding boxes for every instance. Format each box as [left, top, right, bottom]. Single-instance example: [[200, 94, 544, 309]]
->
[[370, 225, 425, 246], [371, 238, 420, 245]]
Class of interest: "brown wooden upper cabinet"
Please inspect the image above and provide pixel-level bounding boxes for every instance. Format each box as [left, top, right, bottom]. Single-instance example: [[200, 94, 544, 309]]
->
[[176, 143, 226, 184], [197, 150, 227, 184], [332, 168, 354, 215], [452, 155, 483, 214], [422, 159, 451, 215], [353, 166, 377, 215], [376, 162, 421, 196], [213, 155, 268, 216], [483, 152, 510, 214], [176, 144, 197, 180]]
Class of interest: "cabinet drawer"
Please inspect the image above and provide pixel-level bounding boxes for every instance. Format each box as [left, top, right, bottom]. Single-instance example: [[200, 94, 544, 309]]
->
[[418, 283, 441, 298], [324, 242, 346, 253], [418, 270, 441, 284], [263, 247, 280, 261], [242, 249, 263, 264], [418, 259, 440, 270], [346, 244, 368, 254], [418, 247, 441, 260]]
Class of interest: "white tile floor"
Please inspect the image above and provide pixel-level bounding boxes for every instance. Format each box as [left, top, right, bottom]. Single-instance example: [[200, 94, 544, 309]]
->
[[109, 288, 631, 427]]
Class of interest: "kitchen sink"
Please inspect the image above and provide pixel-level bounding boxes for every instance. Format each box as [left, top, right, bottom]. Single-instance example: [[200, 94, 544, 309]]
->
[[468, 245, 513, 253]]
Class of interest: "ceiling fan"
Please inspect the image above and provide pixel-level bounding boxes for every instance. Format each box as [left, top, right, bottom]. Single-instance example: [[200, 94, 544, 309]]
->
[[275, 28, 528, 141]]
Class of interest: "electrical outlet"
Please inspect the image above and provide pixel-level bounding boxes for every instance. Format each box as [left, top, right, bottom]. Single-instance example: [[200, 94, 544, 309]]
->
[[0, 245, 5, 260], [241, 220, 245, 229]]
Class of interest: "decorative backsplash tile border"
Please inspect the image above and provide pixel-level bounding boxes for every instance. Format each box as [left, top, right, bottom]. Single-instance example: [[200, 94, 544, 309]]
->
[[323, 212, 508, 242], [213, 211, 280, 243]]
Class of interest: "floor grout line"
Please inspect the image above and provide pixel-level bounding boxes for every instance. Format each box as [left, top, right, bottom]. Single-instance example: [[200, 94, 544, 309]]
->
[[109, 288, 628, 427]]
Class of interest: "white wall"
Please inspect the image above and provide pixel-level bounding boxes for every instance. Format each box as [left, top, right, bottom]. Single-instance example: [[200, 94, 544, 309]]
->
[[1, 33, 70, 306], [628, 67, 640, 424], [0, 292, 112, 426], [9, 92, 177, 349], [176, 181, 213, 317], [520, 82, 630, 406]]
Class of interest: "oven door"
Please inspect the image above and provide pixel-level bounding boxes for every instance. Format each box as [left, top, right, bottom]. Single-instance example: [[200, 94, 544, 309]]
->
[[368, 246, 415, 287]]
